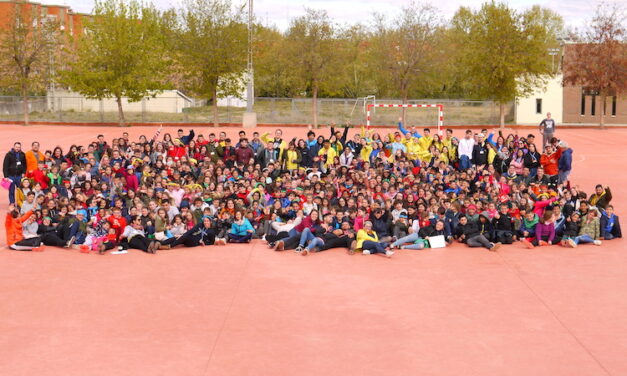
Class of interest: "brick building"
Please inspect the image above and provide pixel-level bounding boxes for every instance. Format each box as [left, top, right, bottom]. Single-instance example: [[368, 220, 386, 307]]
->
[[0, 0, 89, 37], [516, 43, 625, 125]]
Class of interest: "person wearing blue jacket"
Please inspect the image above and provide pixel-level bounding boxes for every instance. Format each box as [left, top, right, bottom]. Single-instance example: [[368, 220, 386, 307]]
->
[[228, 211, 254, 243], [558, 141, 573, 184], [600, 205, 622, 240]]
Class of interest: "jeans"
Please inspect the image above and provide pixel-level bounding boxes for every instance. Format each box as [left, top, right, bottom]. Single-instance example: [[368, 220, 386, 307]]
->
[[362, 240, 386, 254], [391, 233, 421, 248], [228, 233, 252, 243], [467, 234, 492, 249], [306, 237, 325, 250], [459, 155, 472, 171], [573, 234, 594, 245], [558, 170, 571, 184], [7, 175, 21, 204], [298, 228, 316, 247], [542, 132, 554, 149]]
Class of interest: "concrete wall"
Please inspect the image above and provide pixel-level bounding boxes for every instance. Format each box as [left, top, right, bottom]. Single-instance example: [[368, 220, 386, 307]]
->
[[515, 75, 563, 125], [47, 90, 195, 113]]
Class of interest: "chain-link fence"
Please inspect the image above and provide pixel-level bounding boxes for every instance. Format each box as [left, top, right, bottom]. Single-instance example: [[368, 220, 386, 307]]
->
[[0, 95, 514, 125]]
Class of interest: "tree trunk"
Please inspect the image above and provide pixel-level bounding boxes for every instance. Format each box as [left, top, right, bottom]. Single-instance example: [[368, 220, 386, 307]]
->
[[499, 102, 505, 129], [21, 85, 29, 126], [312, 85, 318, 129], [116, 96, 126, 126], [212, 87, 219, 126], [599, 94, 606, 129], [401, 93, 408, 126]]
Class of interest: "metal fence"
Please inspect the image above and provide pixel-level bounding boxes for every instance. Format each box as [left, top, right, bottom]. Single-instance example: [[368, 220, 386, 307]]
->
[[0, 96, 514, 125]]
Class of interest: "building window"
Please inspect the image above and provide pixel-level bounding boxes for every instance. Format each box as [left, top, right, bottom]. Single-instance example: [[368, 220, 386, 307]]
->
[[536, 98, 542, 114], [591, 95, 596, 116], [612, 96, 617, 116], [581, 94, 586, 115]]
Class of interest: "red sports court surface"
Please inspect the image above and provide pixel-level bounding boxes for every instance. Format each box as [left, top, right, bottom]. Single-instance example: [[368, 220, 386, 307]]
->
[[0, 125, 625, 376]]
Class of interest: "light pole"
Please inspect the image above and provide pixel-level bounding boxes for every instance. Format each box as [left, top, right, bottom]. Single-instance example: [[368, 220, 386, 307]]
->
[[243, 0, 256, 127], [548, 48, 560, 72]]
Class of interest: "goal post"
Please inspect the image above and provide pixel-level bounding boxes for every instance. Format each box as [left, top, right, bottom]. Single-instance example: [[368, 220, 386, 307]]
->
[[366, 103, 444, 135]]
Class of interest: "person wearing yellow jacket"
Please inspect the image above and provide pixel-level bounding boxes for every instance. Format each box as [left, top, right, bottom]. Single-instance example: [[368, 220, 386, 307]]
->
[[282, 143, 301, 171], [261, 129, 287, 160], [418, 129, 433, 151], [318, 140, 337, 172], [360, 140, 373, 162], [356, 221, 394, 257]]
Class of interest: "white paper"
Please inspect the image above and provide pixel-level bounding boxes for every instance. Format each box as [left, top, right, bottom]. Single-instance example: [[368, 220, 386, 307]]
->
[[428, 235, 446, 249]]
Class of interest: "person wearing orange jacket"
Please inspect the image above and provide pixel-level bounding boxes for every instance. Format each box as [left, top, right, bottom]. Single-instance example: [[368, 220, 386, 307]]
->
[[540, 144, 562, 186], [24, 141, 45, 175], [5, 204, 43, 251]]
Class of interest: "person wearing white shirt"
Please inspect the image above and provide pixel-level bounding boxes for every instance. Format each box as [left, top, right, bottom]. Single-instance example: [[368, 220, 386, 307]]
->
[[458, 130, 475, 170]]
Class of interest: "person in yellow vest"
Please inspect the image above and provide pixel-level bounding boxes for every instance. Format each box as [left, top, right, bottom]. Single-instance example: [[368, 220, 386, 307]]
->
[[355, 220, 394, 257], [318, 140, 337, 172]]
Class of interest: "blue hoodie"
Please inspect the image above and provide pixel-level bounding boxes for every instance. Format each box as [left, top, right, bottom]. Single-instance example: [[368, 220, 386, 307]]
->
[[559, 148, 573, 172]]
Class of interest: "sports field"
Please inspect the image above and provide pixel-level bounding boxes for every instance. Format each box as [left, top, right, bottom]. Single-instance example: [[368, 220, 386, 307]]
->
[[1, 125, 625, 376]]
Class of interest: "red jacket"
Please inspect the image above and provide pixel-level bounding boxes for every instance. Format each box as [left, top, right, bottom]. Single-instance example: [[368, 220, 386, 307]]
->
[[27, 169, 49, 190], [168, 145, 187, 161]]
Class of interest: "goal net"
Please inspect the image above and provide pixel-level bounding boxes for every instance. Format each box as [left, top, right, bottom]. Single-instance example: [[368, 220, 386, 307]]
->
[[366, 103, 444, 135]]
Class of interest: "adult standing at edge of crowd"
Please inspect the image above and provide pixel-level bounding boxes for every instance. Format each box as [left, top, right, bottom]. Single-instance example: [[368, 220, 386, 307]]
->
[[25, 141, 45, 175], [3, 142, 27, 204], [539, 112, 556, 149]]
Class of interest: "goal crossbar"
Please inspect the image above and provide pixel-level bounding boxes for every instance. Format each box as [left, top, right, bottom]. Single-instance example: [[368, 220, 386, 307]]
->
[[366, 103, 443, 135]]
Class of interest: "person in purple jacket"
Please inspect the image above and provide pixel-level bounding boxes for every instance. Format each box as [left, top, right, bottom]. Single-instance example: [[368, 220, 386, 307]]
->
[[522, 211, 557, 248]]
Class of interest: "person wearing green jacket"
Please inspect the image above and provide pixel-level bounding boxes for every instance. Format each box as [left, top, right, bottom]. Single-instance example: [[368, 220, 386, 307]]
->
[[565, 209, 601, 248]]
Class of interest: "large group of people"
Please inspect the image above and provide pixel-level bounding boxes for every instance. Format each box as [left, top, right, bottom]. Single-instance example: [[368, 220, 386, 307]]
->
[[2, 114, 621, 256]]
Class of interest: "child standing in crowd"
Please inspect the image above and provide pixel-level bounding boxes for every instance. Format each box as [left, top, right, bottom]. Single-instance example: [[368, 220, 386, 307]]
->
[[2, 126, 617, 257]]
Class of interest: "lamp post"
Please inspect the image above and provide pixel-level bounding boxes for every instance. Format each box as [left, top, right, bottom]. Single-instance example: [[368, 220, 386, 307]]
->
[[243, 0, 256, 127], [548, 48, 560, 72]]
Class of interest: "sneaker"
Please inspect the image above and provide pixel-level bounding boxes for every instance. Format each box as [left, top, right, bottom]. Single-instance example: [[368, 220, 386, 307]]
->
[[566, 239, 577, 248], [362, 250, 371, 255], [522, 239, 534, 249], [593, 240, 602, 246], [385, 250, 394, 258], [65, 236, 76, 248], [539, 240, 549, 246], [295, 246, 303, 253], [261, 235, 266, 242], [33, 245, 46, 252], [268, 242, 275, 249], [300, 248, 309, 256], [490, 242, 502, 252]]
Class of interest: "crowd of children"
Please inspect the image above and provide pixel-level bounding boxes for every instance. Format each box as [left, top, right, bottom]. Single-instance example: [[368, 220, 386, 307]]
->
[[2, 123, 621, 256]]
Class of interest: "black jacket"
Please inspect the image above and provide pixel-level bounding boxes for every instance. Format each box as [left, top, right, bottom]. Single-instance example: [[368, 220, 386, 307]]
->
[[455, 222, 480, 242], [3, 149, 27, 177], [493, 214, 515, 232], [472, 142, 489, 166]]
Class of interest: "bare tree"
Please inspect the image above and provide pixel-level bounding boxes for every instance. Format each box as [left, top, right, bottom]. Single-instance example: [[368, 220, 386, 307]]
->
[[370, 2, 442, 124], [0, 4, 60, 125], [563, 3, 626, 128]]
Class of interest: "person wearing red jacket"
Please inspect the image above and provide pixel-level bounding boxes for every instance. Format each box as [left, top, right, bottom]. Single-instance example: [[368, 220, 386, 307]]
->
[[168, 139, 187, 161], [234, 139, 254, 166], [107, 207, 128, 241], [122, 165, 139, 192], [27, 160, 50, 190], [540, 144, 562, 183]]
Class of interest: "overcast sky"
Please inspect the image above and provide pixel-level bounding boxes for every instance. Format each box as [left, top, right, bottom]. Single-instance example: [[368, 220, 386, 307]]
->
[[41, 0, 593, 30]]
